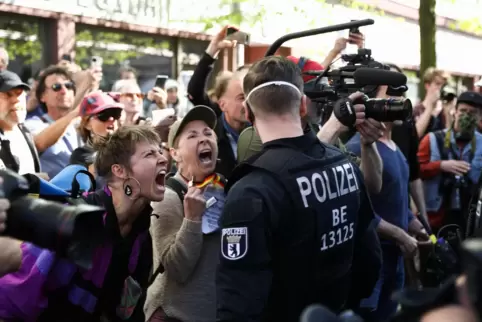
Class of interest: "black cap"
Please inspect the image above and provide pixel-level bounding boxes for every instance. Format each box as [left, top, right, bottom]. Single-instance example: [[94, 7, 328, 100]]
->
[[0, 70, 30, 93], [457, 91, 482, 108]]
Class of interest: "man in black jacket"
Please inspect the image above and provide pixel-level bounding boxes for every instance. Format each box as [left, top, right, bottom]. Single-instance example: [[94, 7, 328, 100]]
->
[[187, 26, 249, 179]]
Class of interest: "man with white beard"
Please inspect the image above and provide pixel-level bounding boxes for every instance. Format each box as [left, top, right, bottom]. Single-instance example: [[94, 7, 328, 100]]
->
[[0, 70, 40, 174]]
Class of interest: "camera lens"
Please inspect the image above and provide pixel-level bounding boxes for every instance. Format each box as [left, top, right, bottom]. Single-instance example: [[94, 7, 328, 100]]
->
[[365, 98, 413, 122], [5, 196, 105, 269]]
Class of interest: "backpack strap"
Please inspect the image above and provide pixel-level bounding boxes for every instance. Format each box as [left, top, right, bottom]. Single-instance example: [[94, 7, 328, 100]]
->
[[148, 175, 187, 286], [165, 176, 187, 202]]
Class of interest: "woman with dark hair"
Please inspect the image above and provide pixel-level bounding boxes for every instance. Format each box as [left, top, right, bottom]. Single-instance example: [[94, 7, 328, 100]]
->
[[0, 125, 168, 322]]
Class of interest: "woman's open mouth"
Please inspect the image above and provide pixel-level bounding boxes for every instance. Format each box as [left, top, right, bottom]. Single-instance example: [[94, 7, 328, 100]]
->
[[155, 169, 166, 186], [106, 124, 115, 131], [198, 149, 213, 165]]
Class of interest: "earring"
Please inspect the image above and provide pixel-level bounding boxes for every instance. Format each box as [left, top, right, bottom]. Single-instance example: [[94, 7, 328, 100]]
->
[[122, 177, 141, 199], [124, 184, 132, 196]]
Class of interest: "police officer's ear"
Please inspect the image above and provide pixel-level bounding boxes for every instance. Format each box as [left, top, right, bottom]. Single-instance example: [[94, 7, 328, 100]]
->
[[169, 147, 182, 163], [299, 94, 308, 118]]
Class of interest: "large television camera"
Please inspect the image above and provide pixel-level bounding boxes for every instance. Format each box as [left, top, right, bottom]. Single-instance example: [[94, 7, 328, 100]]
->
[[265, 20, 413, 126], [0, 169, 105, 269]]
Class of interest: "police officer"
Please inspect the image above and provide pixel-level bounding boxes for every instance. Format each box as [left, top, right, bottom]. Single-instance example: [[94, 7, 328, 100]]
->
[[216, 56, 382, 322]]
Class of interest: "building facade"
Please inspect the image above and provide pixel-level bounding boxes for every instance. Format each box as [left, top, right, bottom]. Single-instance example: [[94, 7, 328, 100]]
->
[[0, 0, 289, 89]]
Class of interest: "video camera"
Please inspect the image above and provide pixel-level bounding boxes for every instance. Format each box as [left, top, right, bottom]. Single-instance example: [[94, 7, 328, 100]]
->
[[299, 238, 482, 322], [0, 169, 105, 269], [265, 20, 413, 126]]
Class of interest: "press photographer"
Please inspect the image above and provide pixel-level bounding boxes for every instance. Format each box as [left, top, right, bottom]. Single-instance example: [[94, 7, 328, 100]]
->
[[418, 91, 482, 236]]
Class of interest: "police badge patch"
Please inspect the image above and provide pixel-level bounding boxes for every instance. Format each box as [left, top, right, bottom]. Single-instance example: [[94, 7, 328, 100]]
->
[[221, 227, 248, 260]]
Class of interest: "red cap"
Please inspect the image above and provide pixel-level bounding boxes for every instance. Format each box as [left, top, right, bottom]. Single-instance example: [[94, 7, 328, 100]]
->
[[80, 92, 123, 116], [287, 56, 324, 83]]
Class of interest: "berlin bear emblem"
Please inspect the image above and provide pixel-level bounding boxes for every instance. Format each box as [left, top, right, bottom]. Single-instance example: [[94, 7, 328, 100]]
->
[[221, 227, 248, 260]]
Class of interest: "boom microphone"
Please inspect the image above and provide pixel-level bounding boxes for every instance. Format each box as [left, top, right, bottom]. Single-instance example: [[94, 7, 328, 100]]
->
[[353, 68, 407, 87]]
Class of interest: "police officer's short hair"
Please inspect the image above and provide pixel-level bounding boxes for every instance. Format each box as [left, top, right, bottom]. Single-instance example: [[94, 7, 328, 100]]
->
[[243, 56, 303, 116]]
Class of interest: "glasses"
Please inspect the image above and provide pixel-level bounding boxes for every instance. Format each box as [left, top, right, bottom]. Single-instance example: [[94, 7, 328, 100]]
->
[[120, 93, 144, 99], [51, 82, 74, 92], [94, 109, 122, 122]]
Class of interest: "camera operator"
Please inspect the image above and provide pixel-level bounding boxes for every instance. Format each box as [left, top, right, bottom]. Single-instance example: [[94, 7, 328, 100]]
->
[[237, 55, 384, 194], [413, 68, 449, 138], [289, 52, 383, 193], [0, 125, 168, 322], [346, 84, 429, 322], [318, 93, 384, 193], [418, 91, 482, 235], [216, 56, 381, 322]]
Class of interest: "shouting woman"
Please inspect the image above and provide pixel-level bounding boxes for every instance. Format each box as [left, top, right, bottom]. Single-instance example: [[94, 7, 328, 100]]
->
[[0, 125, 168, 322], [146, 105, 225, 322]]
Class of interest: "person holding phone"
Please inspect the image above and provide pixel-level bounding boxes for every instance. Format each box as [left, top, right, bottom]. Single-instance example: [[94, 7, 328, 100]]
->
[[145, 77, 192, 119], [320, 30, 364, 69], [187, 26, 251, 179]]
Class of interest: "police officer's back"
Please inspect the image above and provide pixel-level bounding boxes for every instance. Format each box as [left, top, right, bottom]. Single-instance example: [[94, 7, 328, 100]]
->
[[216, 56, 381, 322]]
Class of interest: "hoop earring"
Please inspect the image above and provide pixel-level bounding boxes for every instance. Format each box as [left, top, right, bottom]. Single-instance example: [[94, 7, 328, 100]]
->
[[122, 177, 141, 200]]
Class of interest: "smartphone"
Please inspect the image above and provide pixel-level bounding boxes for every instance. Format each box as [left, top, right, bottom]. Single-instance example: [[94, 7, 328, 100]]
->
[[152, 108, 175, 124], [155, 75, 168, 89], [91, 56, 103, 68], [225, 27, 250, 45]]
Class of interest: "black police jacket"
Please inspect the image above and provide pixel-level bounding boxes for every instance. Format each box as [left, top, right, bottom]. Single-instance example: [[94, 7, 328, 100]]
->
[[216, 132, 381, 322]]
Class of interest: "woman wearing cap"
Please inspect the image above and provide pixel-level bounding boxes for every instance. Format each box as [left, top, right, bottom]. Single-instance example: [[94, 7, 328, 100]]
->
[[0, 125, 168, 322], [145, 105, 224, 322], [71, 92, 123, 186], [77, 91, 123, 145]]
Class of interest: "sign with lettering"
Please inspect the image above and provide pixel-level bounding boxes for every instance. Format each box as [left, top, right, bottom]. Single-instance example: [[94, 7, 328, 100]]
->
[[0, 0, 164, 28]]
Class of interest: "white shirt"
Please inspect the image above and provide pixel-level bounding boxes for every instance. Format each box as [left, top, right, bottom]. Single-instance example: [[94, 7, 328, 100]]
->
[[4, 125, 36, 175]]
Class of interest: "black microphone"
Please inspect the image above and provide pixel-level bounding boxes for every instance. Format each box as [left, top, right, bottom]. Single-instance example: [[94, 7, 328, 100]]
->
[[353, 68, 407, 87], [300, 305, 340, 322]]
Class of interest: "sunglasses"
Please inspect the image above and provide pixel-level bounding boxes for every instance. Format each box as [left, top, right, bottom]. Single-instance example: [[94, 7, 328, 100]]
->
[[51, 82, 74, 92], [120, 93, 144, 99], [94, 108, 122, 122]]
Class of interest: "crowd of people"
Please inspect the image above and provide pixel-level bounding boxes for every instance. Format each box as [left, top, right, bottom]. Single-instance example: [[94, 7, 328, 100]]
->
[[0, 24, 480, 322]]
